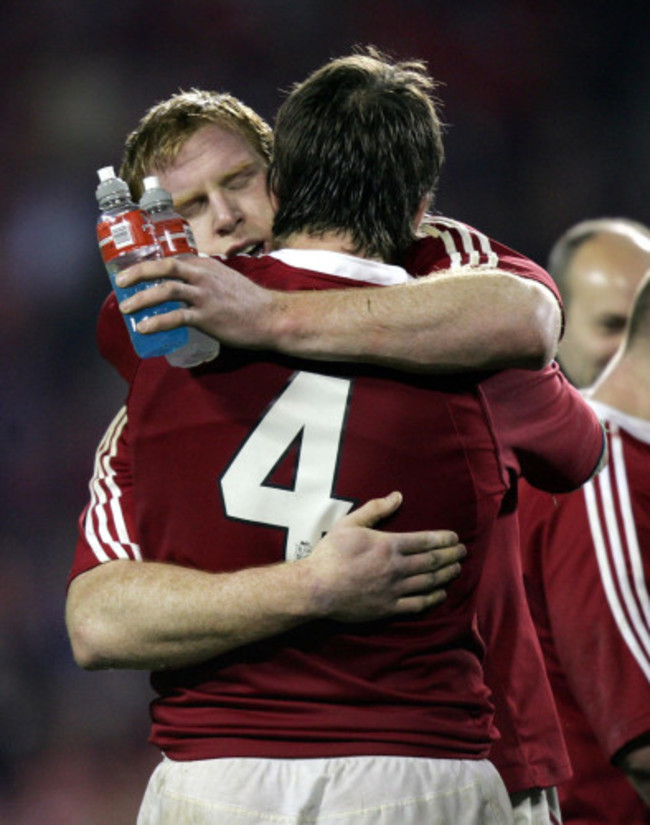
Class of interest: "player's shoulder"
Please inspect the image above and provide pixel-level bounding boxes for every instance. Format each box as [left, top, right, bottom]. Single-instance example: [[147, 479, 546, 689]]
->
[[417, 214, 496, 249], [408, 213, 546, 278], [408, 215, 496, 271]]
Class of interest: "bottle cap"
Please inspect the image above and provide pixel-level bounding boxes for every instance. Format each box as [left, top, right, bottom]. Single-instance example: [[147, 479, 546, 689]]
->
[[96, 166, 131, 206], [98, 166, 116, 182], [139, 175, 173, 211]]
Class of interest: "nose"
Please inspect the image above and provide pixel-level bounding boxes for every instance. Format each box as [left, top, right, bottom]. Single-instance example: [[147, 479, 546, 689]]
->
[[209, 191, 242, 236]]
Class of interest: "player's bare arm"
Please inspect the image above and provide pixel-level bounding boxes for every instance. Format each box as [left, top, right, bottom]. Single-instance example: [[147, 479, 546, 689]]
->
[[66, 491, 465, 671], [116, 255, 561, 373]]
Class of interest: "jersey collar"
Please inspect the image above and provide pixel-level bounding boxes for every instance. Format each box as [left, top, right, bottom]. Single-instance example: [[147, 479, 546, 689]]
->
[[269, 248, 413, 287]]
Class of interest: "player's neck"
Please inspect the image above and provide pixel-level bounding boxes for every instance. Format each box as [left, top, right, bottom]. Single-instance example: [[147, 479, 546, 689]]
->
[[590, 353, 650, 422], [278, 231, 384, 262]]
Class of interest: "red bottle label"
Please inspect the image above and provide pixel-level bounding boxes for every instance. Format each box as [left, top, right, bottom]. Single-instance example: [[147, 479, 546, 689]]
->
[[155, 216, 198, 257], [97, 209, 157, 263]]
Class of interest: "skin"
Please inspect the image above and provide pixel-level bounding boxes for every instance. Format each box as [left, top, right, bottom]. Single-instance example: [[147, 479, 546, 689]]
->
[[158, 124, 275, 258], [118, 252, 559, 373], [558, 232, 650, 388]]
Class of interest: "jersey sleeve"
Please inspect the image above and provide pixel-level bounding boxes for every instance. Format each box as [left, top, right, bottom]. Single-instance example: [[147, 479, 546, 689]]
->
[[481, 362, 606, 492], [67, 406, 142, 587], [520, 439, 650, 760], [404, 216, 564, 334], [97, 292, 140, 383]]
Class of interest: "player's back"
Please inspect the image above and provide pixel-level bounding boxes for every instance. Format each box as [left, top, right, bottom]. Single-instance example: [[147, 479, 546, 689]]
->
[[95, 252, 507, 762]]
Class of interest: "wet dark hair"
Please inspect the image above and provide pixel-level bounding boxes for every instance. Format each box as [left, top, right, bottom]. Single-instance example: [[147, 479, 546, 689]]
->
[[270, 48, 445, 263]]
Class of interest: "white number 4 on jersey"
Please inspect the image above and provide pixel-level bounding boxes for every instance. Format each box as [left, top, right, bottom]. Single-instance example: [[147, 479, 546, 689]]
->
[[220, 372, 355, 561]]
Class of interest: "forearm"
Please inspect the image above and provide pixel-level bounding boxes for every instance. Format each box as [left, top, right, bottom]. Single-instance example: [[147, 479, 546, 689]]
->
[[66, 558, 321, 671], [117, 256, 560, 372], [267, 271, 561, 372], [67, 492, 466, 672]]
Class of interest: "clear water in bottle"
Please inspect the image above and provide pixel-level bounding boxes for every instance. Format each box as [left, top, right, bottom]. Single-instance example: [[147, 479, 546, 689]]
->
[[139, 175, 220, 367], [96, 166, 189, 359]]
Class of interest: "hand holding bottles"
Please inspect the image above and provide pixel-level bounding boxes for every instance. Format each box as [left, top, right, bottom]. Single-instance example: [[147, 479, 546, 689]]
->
[[96, 166, 189, 359], [139, 176, 220, 367], [96, 167, 220, 366]]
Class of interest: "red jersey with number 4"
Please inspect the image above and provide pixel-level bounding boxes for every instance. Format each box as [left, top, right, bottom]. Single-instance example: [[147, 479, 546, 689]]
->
[[71, 248, 507, 761], [520, 403, 650, 824]]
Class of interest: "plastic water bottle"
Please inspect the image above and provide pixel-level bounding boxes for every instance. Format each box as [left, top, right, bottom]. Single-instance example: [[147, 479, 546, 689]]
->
[[139, 175, 220, 367], [95, 166, 189, 359]]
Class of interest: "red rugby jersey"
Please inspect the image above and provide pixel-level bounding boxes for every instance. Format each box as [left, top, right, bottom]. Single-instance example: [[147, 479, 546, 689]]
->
[[71, 249, 506, 761], [476, 366, 604, 794], [405, 214, 565, 333], [406, 221, 603, 793], [520, 405, 650, 824]]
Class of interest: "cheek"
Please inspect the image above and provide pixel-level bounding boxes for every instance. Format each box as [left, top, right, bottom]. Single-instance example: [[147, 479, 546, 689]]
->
[[188, 222, 213, 252], [598, 334, 624, 361], [244, 186, 275, 226], [187, 217, 228, 256]]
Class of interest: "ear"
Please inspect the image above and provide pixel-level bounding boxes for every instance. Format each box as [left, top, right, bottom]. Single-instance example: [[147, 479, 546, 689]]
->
[[413, 193, 432, 231]]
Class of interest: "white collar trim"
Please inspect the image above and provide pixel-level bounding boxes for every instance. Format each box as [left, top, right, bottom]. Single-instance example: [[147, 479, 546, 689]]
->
[[269, 248, 413, 287]]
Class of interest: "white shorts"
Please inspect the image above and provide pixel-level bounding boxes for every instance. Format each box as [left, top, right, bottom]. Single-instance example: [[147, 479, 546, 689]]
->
[[510, 788, 562, 825], [137, 754, 514, 825]]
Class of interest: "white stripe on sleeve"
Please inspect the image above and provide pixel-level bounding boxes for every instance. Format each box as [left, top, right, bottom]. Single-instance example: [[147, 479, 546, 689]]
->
[[83, 407, 142, 563], [421, 217, 500, 269]]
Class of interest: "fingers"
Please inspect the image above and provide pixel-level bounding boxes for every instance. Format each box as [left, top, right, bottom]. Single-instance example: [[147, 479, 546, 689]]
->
[[428, 542, 467, 569], [116, 257, 184, 287], [397, 529, 460, 553], [389, 559, 464, 615], [119, 279, 190, 315], [390, 541, 466, 610], [396, 562, 463, 596], [392, 590, 449, 614], [395, 541, 466, 584], [339, 491, 403, 528], [340, 494, 460, 554], [136, 307, 191, 334]]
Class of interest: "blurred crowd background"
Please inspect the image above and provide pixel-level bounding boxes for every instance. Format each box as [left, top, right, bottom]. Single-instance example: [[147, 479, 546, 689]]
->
[[1, 1, 649, 822]]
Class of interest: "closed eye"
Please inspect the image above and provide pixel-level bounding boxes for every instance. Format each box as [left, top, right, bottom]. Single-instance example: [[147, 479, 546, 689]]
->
[[598, 315, 627, 334], [223, 167, 259, 191], [176, 195, 208, 219]]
